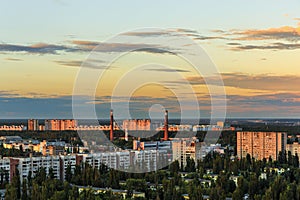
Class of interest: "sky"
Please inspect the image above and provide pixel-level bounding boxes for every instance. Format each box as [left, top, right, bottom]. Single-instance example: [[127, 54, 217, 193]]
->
[[0, 0, 300, 119]]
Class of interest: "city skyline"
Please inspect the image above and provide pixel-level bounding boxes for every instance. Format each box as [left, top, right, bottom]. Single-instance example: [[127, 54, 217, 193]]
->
[[1, 0, 300, 118]]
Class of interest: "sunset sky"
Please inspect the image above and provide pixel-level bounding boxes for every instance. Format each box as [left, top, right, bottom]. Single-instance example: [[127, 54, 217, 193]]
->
[[1, 0, 300, 119]]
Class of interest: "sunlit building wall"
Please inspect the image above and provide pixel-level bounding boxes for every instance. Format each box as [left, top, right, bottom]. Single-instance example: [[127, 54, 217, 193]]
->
[[237, 131, 287, 160]]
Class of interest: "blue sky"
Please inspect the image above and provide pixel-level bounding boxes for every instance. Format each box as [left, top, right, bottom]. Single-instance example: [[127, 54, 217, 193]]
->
[[2, 0, 299, 42], [1, 0, 300, 119]]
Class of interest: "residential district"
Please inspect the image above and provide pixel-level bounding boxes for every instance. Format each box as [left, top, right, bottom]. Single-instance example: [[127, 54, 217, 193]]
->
[[0, 113, 300, 199]]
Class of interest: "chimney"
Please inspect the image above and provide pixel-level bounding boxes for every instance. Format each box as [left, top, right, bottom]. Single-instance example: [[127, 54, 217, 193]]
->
[[163, 110, 169, 140], [110, 109, 114, 141]]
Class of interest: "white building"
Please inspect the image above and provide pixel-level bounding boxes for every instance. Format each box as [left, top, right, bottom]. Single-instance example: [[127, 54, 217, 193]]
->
[[116, 151, 131, 170], [59, 155, 77, 180], [0, 158, 10, 181], [17, 156, 61, 182], [172, 138, 200, 168], [130, 150, 158, 172], [197, 143, 225, 160]]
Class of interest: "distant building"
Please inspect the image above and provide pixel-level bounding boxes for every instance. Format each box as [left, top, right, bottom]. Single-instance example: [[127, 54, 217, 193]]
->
[[0, 136, 23, 143], [122, 119, 151, 131], [237, 131, 287, 160], [45, 119, 77, 131], [192, 124, 235, 132], [217, 121, 224, 127], [171, 138, 200, 168], [39, 125, 45, 131], [75, 125, 120, 131], [133, 140, 172, 151], [1, 137, 67, 156], [45, 119, 60, 131], [0, 125, 26, 131], [286, 142, 300, 157], [28, 119, 39, 131], [60, 119, 77, 131], [40, 140, 66, 156], [197, 143, 225, 160], [156, 124, 192, 132]]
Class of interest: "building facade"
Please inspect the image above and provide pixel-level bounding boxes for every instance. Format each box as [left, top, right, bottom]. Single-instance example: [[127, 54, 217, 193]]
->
[[286, 142, 300, 157], [0, 158, 10, 182], [0, 125, 25, 131], [172, 138, 199, 168], [28, 119, 39, 131], [122, 119, 151, 131], [237, 131, 287, 160], [45, 119, 77, 131]]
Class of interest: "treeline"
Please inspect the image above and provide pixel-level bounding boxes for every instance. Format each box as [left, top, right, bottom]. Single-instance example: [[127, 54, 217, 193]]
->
[[5, 167, 123, 200], [197, 151, 300, 200], [232, 124, 300, 134]]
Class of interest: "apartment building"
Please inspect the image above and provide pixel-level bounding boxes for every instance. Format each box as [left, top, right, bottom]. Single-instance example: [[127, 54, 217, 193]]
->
[[45, 119, 77, 131], [0, 149, 162, 183], [17, 156, 61, 182], [28, 119, 39, 131], [130, 150, 158, 172], [122, 119, 151, 131], [286, 142, 300, 157], [0, 125, 25, 131], [172, 138, 200, 168], [237, 131, 287, 160], [0, 158, 10, 182]]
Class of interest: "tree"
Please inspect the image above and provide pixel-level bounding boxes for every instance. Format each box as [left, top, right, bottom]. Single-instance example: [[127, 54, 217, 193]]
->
[[287, 151, 293, 166], [35, 167, 46, 185], [69, 186, 80, 200], [232, 187, 243, 200], [21, 179, 28, 200], [188, 182, 203, 200], [169, 160, 180, 176], [209, 186, 225, 200], [162, 178, 179, 200], [213, 154, 223, 174], [293, 153, 299, 168], [278, 151, 287, 165], [0, 168, 5, 186], [31, 181, 41, 200], [10, 169, 21, 199], [185, 157, 196, 172], [65, 164, 72, 183], [237, 176, 248, 195], [5, 184, 17, 200], [248, 174, 258, 199], [108, 169, 120, 189], [126, 179, 147, 193], [48, 167, 55, 179], [27, 171, 32, 187]]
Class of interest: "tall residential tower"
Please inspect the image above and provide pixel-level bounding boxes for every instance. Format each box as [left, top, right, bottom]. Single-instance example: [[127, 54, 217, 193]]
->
[[237, 131, 287, 160]]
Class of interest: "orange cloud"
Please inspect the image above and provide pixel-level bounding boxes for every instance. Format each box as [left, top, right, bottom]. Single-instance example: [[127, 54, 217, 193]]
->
[[233, 25, 300, 41], [184, 73, 300, 92]]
